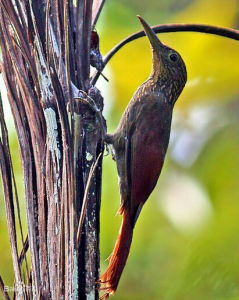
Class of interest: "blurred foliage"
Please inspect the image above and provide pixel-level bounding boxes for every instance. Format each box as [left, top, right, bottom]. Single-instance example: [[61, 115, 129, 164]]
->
[[98, 0, 239, 299], [1, 0, 239, 299]]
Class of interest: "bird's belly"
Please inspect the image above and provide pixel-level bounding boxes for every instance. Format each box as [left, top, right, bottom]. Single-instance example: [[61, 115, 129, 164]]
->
[[131, 125, 171, 206]]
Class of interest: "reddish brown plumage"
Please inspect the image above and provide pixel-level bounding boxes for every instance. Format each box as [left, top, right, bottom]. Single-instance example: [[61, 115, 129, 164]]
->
[[99, 209, 132, 299], [99, 16, 187, 299]]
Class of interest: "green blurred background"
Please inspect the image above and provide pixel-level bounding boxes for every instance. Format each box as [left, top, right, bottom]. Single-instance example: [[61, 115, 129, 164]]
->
[[1, 0, 239, 299]]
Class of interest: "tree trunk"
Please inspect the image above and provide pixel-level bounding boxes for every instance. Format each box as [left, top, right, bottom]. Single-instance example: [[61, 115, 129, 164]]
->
[[0, 0, 105, 299]]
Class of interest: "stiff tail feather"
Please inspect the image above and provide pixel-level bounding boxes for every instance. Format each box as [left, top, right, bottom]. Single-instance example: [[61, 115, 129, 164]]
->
[[99, 210, 133, 299]]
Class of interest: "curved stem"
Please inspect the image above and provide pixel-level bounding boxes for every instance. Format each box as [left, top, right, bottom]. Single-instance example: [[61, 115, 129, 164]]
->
[[91, 23, 239, 85]]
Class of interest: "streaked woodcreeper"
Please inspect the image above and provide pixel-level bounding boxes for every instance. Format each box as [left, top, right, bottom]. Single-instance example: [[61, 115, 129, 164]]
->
[[99, 16, 187, 299]]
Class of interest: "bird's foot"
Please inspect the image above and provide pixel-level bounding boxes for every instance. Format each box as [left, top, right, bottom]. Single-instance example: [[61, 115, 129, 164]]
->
[[71, 88, 107, 139], [96, 275, 116, 299], [70, 85, 116, 159], [98, 283, 115, 300]]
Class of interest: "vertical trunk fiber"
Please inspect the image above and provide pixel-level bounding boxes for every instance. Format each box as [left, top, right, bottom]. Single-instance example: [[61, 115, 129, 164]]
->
[[0, 0, 105, 299]]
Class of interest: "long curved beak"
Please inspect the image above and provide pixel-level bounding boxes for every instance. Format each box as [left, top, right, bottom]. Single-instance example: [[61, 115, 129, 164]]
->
[[137, 15, 163, 51]]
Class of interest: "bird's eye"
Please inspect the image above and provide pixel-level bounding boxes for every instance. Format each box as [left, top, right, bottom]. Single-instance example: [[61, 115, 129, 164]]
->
[[169, 53, 178, 62]]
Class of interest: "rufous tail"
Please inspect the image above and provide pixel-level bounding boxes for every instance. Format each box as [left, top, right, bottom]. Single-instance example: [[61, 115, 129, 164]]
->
[[99, 209, 133, 299]]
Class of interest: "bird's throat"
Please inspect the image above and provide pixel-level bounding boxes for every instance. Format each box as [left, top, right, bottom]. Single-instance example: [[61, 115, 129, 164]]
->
[[151, 51, 163, 82]]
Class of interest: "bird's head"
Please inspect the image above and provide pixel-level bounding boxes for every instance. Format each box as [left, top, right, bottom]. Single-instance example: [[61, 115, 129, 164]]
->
[[137, 16, 187, 104]]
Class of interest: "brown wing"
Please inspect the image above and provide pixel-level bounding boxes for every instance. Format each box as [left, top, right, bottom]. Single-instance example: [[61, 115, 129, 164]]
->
[[113, 96, 142, 212], [114, 92, 172, 222]]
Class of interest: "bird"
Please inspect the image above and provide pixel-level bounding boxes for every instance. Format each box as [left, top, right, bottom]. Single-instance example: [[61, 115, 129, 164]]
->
[[99, 15, 187, 299]]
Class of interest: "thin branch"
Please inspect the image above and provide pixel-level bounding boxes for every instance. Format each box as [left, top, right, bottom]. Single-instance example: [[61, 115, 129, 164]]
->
[[0, 93, 29, 278], [77, 153, 102, 245], [76, 0, 86, 89], [91, 23, 239, 85], [0, 93, 23, 297], [91, 0, 105, 28], [63, 0, 71, 99], [76, 0, 93, 90], [18, 235, 29, 267], [0, 275, 10, 300], [45, 0, 51, 64], [83, 0, 93, 85]]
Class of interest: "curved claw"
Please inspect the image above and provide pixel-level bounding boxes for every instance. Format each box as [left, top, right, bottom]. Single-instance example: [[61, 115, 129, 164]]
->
[[96, 278, 115, 299]]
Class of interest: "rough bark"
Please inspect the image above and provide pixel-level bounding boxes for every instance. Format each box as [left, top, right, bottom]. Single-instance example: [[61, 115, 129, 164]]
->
[[0, 1, 105, 299]]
